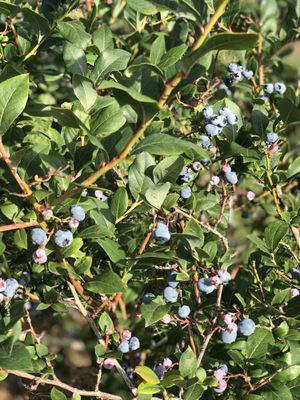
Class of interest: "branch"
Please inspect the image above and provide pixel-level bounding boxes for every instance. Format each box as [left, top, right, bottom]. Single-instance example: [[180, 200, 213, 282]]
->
[[0, 220, 39, 232], [67, 282, 137, 396], [174, 208, 229, 251], [3, 370, 122, 400]]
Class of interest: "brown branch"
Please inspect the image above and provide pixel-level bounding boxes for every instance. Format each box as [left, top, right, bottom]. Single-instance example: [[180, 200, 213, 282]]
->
[[3, 370, 122, 400], [0, 220, 39, 232], [174, 208, 229, 251]]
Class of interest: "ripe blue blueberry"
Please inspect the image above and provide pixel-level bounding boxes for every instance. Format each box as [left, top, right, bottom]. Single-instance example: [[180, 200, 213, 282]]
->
[[219, 83, 232, 96], [228, 63, 239, 73], [178, 305, 190, 319], [274, 82, 286, 94], [181, 186, 192, 199], [238, 318, 256, 336], [225, 171, 238, 185], [164, 286, 178, 303], [205, 124, 221, 136], [181, 173, 192, 183], [219, 364, 228, 375], [118, 342, 130, 353], [4, 278, 19, 297], [227, 113, 237, 125], [242, 70, 253, 79], [154, 222, 171, 244], [154, 364, 167, 379], [54, 230, 73, 247], [167, 271, 179, 288], [266, 132, 278, 144], [143, 293, 156, 303], [211, 115, 227, 127], [203, 106, 214, 119], [31, 228, 47, 245], [198, 278, 216, 294], [71, 205, 85, 221], [264, 83, 274, 94], [129, 336, 140, 351], [199, 135, 211, 148], [221, 329, 237, 344]]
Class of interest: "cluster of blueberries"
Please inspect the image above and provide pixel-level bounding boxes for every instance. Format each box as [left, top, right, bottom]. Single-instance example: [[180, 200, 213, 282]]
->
[[117, 330, 140, 353], [31, 205, 87, 264], [220, 63, 253, 95], [213, 364, 229, 393], [203, 106, 237, 137], [153, 357, 173, 379], [0, 278, 19, 300], [263, 82, 286, 98], [198, 269, 231, 294], [221, 314, 256, 344]]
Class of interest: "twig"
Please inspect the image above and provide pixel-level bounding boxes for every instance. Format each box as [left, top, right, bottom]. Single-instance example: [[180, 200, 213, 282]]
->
[[2, 370, 121, 400], [174, 208, 229, 251], [0, 220, 39, 232], [67, 282, 137, 396]]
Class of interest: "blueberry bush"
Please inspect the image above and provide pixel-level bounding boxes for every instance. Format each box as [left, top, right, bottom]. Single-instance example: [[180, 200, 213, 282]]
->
[[0, 0, 299, 399]]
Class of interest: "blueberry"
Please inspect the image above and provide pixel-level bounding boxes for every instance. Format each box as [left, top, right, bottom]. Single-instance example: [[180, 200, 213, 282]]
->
[[264, 84, 274, 94], [181, 186, 192, 199], [178, 305, 190, 319], [242, 70, 253, 79], [181, 173, 192, 183], [129, 336, 140, 351], [225, 171, 238, 185], [217, 270, 231, 284], [4, 278, 19, 297], [154, 364, 166, 379], [274, 82, 286, 95], [31, 228, 47, 245], [227, 113, 237, 125], [198, 278, 216, 294], [167, 271, 179, 288], [219, 364, 228, 375], [219, 107, 232, 117], [238, 318, 256, 336], [154, 222, 171, 244], [205, 124, 221, 136], [118, 342, 130, 353], [71, 205, 85, 222], [199, 135, 211, 148], [214, 379, 227, 393], [242, 210, 249, 219], [221, 329, 237, 344], [203, 106, 214, 119], [164, 286, 178, 303], [54, 230, 73, 248], [211, 115, 227, 127], [228, 63, 239, 73], [143, 293, 156, 303], [266, 132, 278, 144], [220, 82, 232, 95]]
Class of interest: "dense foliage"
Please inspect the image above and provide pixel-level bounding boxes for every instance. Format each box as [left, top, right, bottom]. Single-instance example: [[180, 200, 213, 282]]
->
[[0, 0, 299, 399]]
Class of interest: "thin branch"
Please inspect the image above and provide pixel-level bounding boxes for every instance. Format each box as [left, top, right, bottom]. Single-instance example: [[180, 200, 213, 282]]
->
[[174, 208, 229, 251], [3, 370, 122, 400], [0, 220, 39, 232]]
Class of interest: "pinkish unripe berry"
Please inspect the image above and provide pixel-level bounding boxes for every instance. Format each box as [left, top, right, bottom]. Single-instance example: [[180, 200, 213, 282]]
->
[[227, 322, 238, 333], [192, 161, 201, 171], [162, 314, 171, 324], [210, 176, 220, 186], [291, 288, 299, 297], [210, 276, 221, 286], [121, 330, 132, 341], [163, 358, 173, 369], [247, 191, 255, 201], [214, 369, 226, 381], [0, 279, 7, 292], [222, 164, 231, 173], [103, 358, 116, 369], [42, 209, 53, 220], [69, 218, 79, 229], [223, 314, 232, 325]]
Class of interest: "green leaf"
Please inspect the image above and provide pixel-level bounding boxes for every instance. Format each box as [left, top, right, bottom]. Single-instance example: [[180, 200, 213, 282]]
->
[[13, 228, 27, 250], [153, 156, 184, 184], [261, 384, 293, 400], [128, 152, 155, 199], [265, 220, 289, 251], [277, 99, 300, 124], [50, 388, 67, 400], [138, 382, 161, 394], [96, 238, 126, 263], [245, 328, 275, 359], [135, 366, 160, 384], [73, 75, 97, 111], [251, 109, 269, 136], [0, 74, 29, 135], [110, 188, 128, 219], [85, 271, 126, 294], [60, 238, 83, 258], [184, 33, 258, 67], [141, 298, 170, 327], [133, 134, 191, 156], [0, 342, 32, 370], [150, 34, 166, 65], [286, 156, 300, 179], [90, 49, 131, 85], [127, 0, 159, 15], [58, 21, 91, 49], [159, 44, 187, 69], [98, 311, 115, 334], [90, 103, 126, 138], [98, 80, 156, 103], [179, 347, 197, 377], [145, 182, 171, 209], [92, 24, 114, 53], [183, 384, 204, 400]]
